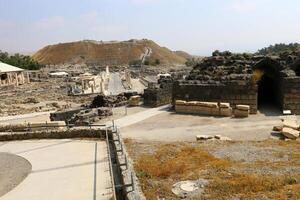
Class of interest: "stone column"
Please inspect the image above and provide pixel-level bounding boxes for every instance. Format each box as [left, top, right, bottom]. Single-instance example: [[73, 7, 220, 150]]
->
[[15, 73, 19, 86], [26, 72, 30, 83]]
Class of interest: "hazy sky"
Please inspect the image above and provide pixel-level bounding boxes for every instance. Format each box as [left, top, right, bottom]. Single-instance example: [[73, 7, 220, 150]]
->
[[1, 0, 300, 55]]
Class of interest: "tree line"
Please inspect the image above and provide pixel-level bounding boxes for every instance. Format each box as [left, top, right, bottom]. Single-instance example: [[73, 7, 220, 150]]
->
[[0, 51, 42, 70], [257, 43, 300, 55]]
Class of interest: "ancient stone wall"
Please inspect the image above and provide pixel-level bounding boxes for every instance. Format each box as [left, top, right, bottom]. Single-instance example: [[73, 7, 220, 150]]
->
[[143, 82, 173, 107], [282, 77, 300, 114], [173, 81, 258, 114]]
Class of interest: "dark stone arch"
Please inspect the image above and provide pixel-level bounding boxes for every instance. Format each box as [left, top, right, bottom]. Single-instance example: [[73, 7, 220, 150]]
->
[[253, 57, 283, 111]]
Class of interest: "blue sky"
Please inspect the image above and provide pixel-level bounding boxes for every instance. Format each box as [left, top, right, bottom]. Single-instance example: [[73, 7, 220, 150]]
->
[[1, 0, 300, 55]]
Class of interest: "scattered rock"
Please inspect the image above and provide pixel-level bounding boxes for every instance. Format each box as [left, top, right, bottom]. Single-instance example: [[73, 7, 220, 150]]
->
[[283, 119, 300, 130], [282, 127, 299, 140], [273, 125, 283, 132], [172, 179, 209, 199], [196, 135, 214, 141]]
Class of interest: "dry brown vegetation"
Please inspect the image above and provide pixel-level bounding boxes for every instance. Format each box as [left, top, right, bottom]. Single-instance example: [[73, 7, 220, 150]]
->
[[125, 140, 300, 200], [32, 39, 187, 65]]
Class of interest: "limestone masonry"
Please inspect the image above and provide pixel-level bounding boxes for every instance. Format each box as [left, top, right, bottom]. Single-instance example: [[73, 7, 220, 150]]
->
[[173, 51, 300, 114]]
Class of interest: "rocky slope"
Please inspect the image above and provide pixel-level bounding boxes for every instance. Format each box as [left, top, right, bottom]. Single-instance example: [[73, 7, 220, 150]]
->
[[33, 39, 188, 66]]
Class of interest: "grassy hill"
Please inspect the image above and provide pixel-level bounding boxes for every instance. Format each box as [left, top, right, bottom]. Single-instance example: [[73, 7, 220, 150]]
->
[[32, 39, 188, 66]]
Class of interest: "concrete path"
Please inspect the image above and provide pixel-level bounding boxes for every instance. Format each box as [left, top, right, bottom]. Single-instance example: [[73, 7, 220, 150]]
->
[[105, 105, 171, 128], [0, 140, 112, 200], [0, 112, 52, 124]]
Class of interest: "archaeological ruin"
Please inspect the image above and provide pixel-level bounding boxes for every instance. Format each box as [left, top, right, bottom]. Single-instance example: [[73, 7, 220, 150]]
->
[[173, 51, 300, 114], [0, 62, 30, 87]]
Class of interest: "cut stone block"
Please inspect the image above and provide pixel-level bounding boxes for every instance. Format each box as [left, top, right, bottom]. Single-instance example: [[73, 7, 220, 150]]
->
[[219, 103, 230, 108], [196, 102, 218, 108], [175, 100, 186, 105], [234, 109, 249, 118], [220, 108, 232, 117], [129, 95, 141, 106], [186, 101, 198, 106], [282, 127, 299, 139], [283, 120, 300, 130], [210, 108, 220, 116], [236, 105, 250, 111]]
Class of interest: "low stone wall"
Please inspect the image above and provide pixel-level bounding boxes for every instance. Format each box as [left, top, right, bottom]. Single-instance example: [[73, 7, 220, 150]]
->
[[175, 100, 232, 117], [109, 129, 146, 200], [173, 81, 258, 114], [0, 129, 110, 141]]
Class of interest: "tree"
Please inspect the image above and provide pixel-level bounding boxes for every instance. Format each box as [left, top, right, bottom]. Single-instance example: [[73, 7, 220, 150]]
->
[[0, 51, 42, 70], [155, 59, 160, 65], [144, 60, 150, 65], [257, 43, 300, 55]]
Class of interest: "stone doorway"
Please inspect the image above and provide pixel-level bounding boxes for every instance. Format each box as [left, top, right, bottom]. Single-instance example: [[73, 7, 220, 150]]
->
[[254, 58, 283, 114]]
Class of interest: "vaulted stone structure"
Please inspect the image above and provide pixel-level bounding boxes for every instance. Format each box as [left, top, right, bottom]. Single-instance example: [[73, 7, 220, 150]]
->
[[173, 51, 300, 114]]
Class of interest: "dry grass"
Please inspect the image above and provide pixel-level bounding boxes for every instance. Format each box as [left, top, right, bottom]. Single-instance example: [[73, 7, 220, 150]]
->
[[252, 69, 264, 84], [127, 140, 300, 200], [135, 145, 231, 179]]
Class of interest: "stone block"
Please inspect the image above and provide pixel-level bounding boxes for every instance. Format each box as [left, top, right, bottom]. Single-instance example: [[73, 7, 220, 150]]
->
[[282, 127, 299, 139], [283, 119, 300, 130], [220, 102, 230, 108], [236, 105, 250, 111], [196, 135, 214, 141], [220, 108, 232, 117], [175, 100, 186, 105], [234, 109, 249, 118]]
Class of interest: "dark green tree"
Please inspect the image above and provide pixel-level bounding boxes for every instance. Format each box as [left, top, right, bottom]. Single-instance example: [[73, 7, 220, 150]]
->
[[0, 51, 42, 70]]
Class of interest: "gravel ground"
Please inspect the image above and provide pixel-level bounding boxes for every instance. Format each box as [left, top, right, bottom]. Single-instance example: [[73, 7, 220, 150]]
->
[[0, 153, 32, 197], [211, 142, 288, 162]]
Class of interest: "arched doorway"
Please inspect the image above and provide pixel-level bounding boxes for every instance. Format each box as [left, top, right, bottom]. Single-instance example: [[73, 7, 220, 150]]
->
[[253, 58, 283, 113]]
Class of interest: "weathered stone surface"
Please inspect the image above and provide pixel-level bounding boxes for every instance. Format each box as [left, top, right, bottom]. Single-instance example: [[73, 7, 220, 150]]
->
[[220, 102, 230, 108], [283, 119, 300, 130], [144, 78, 173, 107], [282, 127, 299, 139], [234, 109, 249, 118], [236, 105, 250, 111], [273, 125, 283, 132], [128, 95, 141, 106], [220, 107, 232, 117], [196, 135, 214, 141], [172, 179, 209, 199]]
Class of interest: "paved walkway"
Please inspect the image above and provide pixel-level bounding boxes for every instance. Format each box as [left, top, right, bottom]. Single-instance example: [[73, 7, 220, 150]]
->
[[0, 140, 112, 200], [0, 112, 52, 124], [121, 109, 287, 142], [104, 105, 171, 128]]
